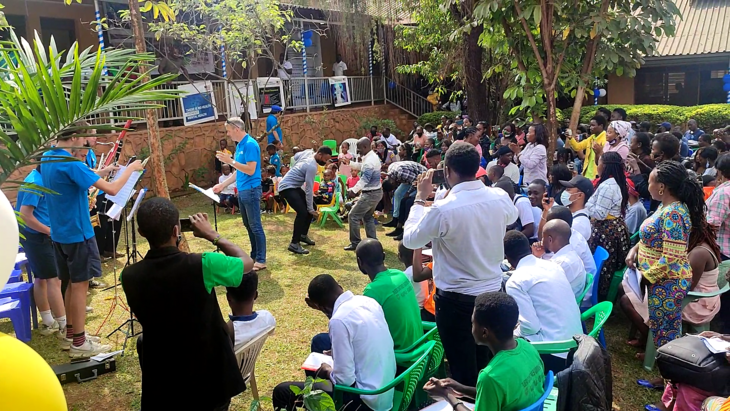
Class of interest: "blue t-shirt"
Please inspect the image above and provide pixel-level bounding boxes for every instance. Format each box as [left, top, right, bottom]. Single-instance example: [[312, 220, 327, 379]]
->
[[85, 149, 97, 169], [270, 152, 282, 177], [266, 114, 282, 145], [14, 169, 50, 235], [41, 148, 100, 244], [235, 135, 262, 191]]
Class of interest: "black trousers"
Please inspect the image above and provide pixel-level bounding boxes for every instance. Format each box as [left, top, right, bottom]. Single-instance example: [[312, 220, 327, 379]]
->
[[280, 188, 311, 244], [272, 380, 369, 411], [435, 291, 492, 387], [94, 193, 122, 254], [397, 195, 416, 226], [540, 353, 570, 375]]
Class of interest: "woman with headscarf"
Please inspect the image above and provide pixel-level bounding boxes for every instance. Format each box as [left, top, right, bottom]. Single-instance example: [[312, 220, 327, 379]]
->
[[594, 120, 632, 163]]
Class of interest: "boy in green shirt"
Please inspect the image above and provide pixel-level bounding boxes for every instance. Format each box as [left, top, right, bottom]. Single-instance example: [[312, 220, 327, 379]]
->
[[356, 239, 422, 350], [424, 292, 545, 411]]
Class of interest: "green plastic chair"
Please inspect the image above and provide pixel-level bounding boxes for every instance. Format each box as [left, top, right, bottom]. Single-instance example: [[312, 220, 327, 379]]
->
[[394, 322, 446, 409], [530, 339, 578, 355], [583, 301, 613, 340], [339, 174, 347, 190], [314, 174, 321, 183], [318, 193, 344, 228], [323, 139, 338, 156], [576, 273, 593, 305], [333, 341, 435, 411]]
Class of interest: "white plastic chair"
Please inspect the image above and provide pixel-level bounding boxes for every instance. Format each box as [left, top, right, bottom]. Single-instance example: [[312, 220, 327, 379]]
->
[[342, 138, 358, 157], [234, 325, 276, 400]]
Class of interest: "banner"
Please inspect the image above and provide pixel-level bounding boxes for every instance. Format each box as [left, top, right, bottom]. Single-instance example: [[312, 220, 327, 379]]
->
[[256, 77, 284, 114], [227, 80, 258, 120], [328, 76, 351, 107], [178, 81, 218, 126]]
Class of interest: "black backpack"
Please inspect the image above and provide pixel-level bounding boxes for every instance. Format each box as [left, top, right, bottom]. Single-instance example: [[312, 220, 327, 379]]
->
[[656, 335, 730, 395]]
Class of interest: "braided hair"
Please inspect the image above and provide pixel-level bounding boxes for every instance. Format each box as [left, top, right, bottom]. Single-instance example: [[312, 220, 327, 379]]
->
[[597, 151, 629, 214], [654, 160, 707, 244]]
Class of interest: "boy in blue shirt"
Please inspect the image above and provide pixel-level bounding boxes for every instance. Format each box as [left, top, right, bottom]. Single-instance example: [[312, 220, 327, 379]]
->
[[41, 126, 144, 358], [15, 166, 67, 339], [266, 144, 282, 177]]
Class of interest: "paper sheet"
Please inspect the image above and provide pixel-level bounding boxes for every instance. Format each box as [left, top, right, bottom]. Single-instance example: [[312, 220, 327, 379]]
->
[[301, 352, 333, 371], [128, 188, 147, 221], [106, 190, 136, 221], [625, 267, 643, 301], [700, 336, 730, 354], [189, 183, 221, 203], [105, 166, 143, 207], [91, 350, 123, 362]]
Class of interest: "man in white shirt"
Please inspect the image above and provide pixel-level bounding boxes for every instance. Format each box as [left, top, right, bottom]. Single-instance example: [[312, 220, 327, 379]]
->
[[277, 53, 293, 80], [345, 138, 384, 251], [533, 219, 586, 299], [504, 230, 583, 374], [273, 274, 396, 411], [333, 54, 348, 77], [486, 146, 520, 185], [381, 127, 401, 149], [403, 142, 518, 387], [558, 175, 594, 241]]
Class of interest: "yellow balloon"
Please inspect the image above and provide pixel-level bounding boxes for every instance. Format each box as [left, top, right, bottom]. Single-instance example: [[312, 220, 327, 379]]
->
[[0, 333, 67, 411]]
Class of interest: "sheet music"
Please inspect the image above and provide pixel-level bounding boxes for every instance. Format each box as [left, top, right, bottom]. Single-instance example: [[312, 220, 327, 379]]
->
[[107, 190, 136, 221], [106, 166, 143, 207], [189, 183, 221, 203], [301, 352, 333, 371], [127, 188, 147, 221]]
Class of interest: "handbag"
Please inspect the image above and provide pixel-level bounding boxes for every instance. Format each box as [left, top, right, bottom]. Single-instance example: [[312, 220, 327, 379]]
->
[[655, 335, 730, 395]]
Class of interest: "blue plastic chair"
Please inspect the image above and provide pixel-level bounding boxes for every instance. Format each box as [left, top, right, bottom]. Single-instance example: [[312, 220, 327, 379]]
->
[[7, 269, 21, 284], [519, 370, 555, 411], [584, 246, 609, 347], [0, 297, 30, 342], [14, 253, 32, 283], [0, 281, 36, 330]]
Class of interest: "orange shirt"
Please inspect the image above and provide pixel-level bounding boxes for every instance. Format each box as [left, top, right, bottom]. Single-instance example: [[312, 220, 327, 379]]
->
[[423, 262, 436, 315], [704, 186, 715, 201]]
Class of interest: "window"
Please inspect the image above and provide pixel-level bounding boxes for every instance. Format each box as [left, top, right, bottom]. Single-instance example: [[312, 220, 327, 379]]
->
[[40, 18, 76, 58], [635, 63, 729, 106], [0, 15, 27, 42]]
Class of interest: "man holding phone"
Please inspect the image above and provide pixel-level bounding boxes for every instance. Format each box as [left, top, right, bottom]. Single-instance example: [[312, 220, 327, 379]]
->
[[403, 142, 518, 387]]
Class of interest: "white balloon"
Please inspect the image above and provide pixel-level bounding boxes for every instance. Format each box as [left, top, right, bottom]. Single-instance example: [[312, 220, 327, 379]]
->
[[598, 88, 607, 97], [0, 191, 19, 289]]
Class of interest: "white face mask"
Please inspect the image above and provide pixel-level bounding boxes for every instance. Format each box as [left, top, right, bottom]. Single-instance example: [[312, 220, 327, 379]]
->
[[561, 190, 574, 206]]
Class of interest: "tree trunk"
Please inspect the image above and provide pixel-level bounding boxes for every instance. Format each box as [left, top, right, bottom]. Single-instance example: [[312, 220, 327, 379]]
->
[[569, 85, 587, 132], [544, 82, 558, 168], [464, 25, 488, 121]]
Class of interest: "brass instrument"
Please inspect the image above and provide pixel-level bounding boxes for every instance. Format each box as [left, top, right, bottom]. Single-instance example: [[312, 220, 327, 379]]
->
[[89, 152, 106, 228]]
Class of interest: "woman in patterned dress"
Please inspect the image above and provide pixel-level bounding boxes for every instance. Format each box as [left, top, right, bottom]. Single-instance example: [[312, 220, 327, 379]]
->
[[626, 160, 706, 348], [586, 151, 632, 300]]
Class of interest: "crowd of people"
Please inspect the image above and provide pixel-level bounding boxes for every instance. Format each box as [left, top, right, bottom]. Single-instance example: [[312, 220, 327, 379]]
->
[[14, 107, 730, 411]]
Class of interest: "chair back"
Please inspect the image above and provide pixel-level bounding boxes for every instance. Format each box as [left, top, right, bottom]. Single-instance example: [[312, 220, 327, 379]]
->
[[577, 273, 593, 305], [395, 324, 444, 378], [590, 247, 609, 305], [393, 341, 435, 411], [323, 139, 338, 155], [530, 339, 577, 355], [681, 283, 730, 310], [519, 371, 555, 411], [234, 325, 275, 382], [581, 301, 613, 338]]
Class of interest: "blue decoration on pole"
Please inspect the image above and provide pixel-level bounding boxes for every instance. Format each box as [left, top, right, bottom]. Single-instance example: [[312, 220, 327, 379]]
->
[[368, 40, 373, 77], [220, 30, 227, 79], [303, 38, 313, 48], [301, 37, 307, 77], [593, 87, 599, 106], [93, 0, 107, 76], [724, 71, 730, 104], [303, 30, 313, 40]]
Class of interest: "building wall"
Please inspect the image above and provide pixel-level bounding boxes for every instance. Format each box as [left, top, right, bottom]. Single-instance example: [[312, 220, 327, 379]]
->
[[607, 74, 635, 105], [3, 0, 98, 50]]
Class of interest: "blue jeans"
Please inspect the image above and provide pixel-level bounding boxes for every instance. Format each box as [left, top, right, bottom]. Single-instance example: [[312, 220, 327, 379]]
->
[[238, 186, 267, 264], [392, 183, 410, 218]]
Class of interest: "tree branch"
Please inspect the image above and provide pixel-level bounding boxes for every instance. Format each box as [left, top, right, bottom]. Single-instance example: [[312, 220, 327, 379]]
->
[[501, 17, 528, 73], [513, 0, 546, 74]]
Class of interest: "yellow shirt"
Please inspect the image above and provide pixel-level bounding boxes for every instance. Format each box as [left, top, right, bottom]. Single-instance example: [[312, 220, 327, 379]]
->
[[567, 131, 606, 179]]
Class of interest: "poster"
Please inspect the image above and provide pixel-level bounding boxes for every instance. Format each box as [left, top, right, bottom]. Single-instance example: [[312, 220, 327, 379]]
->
[[256, 77, 285, 114], [328, 76, 351, 107], [227, 80, 258, 120], [178, 81, 218, 126]]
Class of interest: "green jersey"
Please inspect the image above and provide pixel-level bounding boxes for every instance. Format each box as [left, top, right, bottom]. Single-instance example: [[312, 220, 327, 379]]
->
[[363, 268, 422, 350]]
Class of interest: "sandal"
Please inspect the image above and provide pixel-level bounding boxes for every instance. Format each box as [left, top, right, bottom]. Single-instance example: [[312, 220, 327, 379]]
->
[[626, 339, 644, 347], [253, 262, 267, 271], [637, 379, 664, 390], [644, 405, 662, 411]]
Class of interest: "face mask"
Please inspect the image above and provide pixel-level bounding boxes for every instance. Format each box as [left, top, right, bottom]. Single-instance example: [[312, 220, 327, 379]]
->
[[377, 148, 385, 153], [561, 190, 574, 206]]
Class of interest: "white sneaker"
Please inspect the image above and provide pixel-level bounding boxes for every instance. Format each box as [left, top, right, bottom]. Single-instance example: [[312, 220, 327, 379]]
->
[[69, 339, 112, 359], [39, 321, 60, 336], [60, 333, 102, 351], [86, 306, 94, 313]]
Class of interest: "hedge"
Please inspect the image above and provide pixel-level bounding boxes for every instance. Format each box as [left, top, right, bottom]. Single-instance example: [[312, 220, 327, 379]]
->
[[562, 104, 730, 131], [417, 111, 458, 126]]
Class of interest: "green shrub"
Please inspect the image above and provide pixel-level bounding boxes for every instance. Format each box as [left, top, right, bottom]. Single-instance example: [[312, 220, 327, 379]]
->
[[417, 111, 458, 126], [561, 104, 730, 130], [357, 117, 403, 137]]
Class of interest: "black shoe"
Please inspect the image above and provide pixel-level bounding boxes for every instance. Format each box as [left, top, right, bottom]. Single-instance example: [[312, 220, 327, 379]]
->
[[393, 234, 403, 241], [300, 235, 316, 246], [288, 243, 310, 255], [386, 228, 403, 237], [344, 243, 358, 251], [383, 219, 398, 228]]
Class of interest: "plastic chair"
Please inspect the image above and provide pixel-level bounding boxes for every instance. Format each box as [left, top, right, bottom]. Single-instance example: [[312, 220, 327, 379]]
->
[[234, 325, 275, 401], [642, 283, 730, 371], [323, 139, 338, 156], [582, 301, 613, 346], [318, 193, 344, 228], [394, 322, 446, 409], [14, 252, 32, 283], [0, 297, 30, 342], [576, 273, 593, 305], [0, 281, 36, 330], [519, 371, 555, 411], [333, 341, 435, 411], [530, 339, 578, 355], [8, 269, 21, 284], [589, 246, 609, 307]]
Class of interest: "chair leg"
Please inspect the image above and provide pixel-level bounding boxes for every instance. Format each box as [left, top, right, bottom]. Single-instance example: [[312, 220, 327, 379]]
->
[[644, 331, 657, 371], [10, 306, 31, 342], [332, 214, 344, 228], [599, 329, 606, 348], [319, 212, 328, 228], [250, 371, 259, 401]]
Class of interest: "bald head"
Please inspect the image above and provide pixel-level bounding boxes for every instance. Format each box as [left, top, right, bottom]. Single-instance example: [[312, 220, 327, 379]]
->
[[356, 239, 386, 278], [542, 219, 571, 254], [357, 137, 372, 156]]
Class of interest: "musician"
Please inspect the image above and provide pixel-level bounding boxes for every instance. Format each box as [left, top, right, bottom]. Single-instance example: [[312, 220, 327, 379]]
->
[[86, 134, 123, 261], [41, 126, 143, 358]]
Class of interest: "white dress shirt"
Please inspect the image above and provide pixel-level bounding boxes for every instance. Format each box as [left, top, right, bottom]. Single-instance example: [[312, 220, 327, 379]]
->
[[506, 255, 583, 344], [277, 60, 293, 80], [403, 266, 428, 308], [349, 151, 383, 194], [333, 61, 348, 77], [383, 134, 402, 148], [572, 208, 592, 241], [403, 182, 518, 295], [549, 245, 586, 299], [329, 291, 396, 411], [542, 228, 596, 276], [487, 159, 521, 185]]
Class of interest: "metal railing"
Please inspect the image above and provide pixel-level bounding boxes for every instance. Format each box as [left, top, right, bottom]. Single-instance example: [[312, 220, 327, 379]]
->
[[383, 77, 433, 118]]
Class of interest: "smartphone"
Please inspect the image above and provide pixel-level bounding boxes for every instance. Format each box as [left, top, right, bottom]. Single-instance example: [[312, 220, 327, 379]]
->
[[431, 169, 445, 185], [179, 217, 193, 232]]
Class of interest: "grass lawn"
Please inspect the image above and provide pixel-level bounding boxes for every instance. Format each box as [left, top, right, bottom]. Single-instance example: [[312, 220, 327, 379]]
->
[[1, 194, 663, 411]]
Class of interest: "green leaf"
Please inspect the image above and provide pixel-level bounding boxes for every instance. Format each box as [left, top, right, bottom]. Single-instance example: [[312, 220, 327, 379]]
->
[[533, 7, 542, 27]]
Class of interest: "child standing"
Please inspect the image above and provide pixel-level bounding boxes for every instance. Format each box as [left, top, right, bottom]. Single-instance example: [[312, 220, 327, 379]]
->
[[218, 164, 238, 212], [261, 167, 275, 213], [314, 169, 336, 205], [338, 142, 354, 177], [346, 168, 360, 190], [266, 144, 282, 177], [226, 271, 276, 352]]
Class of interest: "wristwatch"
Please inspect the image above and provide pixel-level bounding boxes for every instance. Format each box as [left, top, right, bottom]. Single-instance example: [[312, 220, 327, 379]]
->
[[231, 160, 237, 166]]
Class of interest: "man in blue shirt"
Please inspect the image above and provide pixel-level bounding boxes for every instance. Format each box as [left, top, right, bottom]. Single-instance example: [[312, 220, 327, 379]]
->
[[684, 119, 705, 142], [15, 166, 67, 339], [41, 127, 143, 358], [265, 105, 283, 146], [214, 117, 268, 271]]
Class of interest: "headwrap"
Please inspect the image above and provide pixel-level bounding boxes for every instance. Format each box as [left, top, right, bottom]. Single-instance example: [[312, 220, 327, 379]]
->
[[626, 177, 638, 198], [609, 120, 632, 139]]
